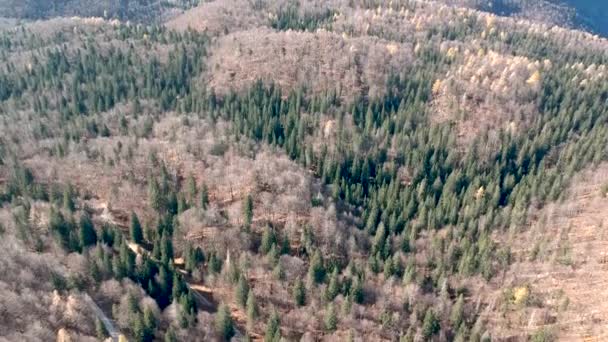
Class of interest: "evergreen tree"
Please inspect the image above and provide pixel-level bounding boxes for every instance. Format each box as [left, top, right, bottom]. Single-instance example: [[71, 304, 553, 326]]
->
[[186, 173, 197, 204], [260, 225, 276, 254], [49, 209, 70, 250], [267, 244, 280, 267], [79, 212, 97, 249], [130, 212, 143, 244], [272, 262, 284, 280], [324, 303, 338, 331], [63, 184, 75, 213], [264, 309, 281, 342], [324, 269, 339, 301], [148, 176, 164, 212], [342, 294, 353, 316], [308, 250, 325, 284], [90, 258, 102, 284], [95, 318, 107, 340], [215, 303, 235, 341], [235, 274, 250, 308], [160, 233, 174, 265], [243, 193, 253, 227], [177, 193, 188, 214], [164, 326, 178, 342], [200, 183, 209, 210], [208, 251, 222, 274], [193, 247, 205, 266], [292, 276, 306, 306], [246, 289, 258, 331], [422, 309, 440, 339], [450, 294, 465, 328], [142, 307, 157, 342], [351, 276, 364, 304]]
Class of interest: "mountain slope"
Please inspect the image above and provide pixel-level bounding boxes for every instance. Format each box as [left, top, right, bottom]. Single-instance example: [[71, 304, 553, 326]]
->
[[1, 0, 608, 341]]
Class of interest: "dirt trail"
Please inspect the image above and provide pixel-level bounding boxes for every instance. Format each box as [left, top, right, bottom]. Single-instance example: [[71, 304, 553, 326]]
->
[[125, 241, 248, 339], [83, 294, 121, 341]]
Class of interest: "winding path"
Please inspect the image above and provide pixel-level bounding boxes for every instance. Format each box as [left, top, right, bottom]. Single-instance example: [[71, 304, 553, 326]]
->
[[83, 294, 120, 341]]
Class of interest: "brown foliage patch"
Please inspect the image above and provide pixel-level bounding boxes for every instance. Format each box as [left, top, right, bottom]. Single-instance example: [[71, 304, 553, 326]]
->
[[205, 28, 413, 101], [165, 0, 264, 36], [431, 49, 546, 147], [480, 163, 608, 340]]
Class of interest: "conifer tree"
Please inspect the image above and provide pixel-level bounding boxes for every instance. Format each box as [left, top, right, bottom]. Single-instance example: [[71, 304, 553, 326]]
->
[[95, 318, 107, 340], [324, 269, 339, 301], [63, 184, 75, 213], [235, 274, 250, 308], [422, 309, 440, 339], [351, 276, 364, 304], [293, 276, 306, 306], [243, 193, 253, 227], [200, 183, 209, 210], [246, 289, 258, 331], [450, 294, 465, 328], [164, 326, 178, 342], [79, 212, 97, 249], [264, 309, 281, 342], [260, 225, 276, 254], [148, 176, 163, 212], [215, 303, 235, 341], [324, 303, 338, 331], [308, 250, 325, 284], [130, 212, 143, 244], [186, 173, 197, 204]]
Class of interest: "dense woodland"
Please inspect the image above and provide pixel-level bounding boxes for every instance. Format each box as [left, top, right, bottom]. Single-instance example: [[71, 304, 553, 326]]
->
[[1, 0, 608, 341], [0, 0, 198, 22]]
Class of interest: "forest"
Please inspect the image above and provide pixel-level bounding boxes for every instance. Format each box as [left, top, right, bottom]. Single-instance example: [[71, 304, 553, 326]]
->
[[1, 0, 608, 341]]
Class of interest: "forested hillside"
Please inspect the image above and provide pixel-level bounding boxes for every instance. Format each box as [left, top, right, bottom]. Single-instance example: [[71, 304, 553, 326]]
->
[[0, 0, 198, 22], [1, 0, 607, 341]]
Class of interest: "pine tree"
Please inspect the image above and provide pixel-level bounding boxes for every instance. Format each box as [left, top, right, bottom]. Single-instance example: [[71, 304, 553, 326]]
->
[[324, 303, 338, 331], [160, 233, 174, 265], [264, 309, 280, 342], [167, 191, 178, 216], [243, 193, 253, 227], [95, 318, 107, 340], [148, 176, 164, 212], [267, 244, 280, 267], [79, 212, 97, 249], [164, 326, 178, 342], [142, 307, 157, 342], [186, 173, 197, 204], [193, 247, 205, 266], [113, 252, 126, 279], [132, 312, 146, 342], [260, 225, 276, 254], [235, 274, 250, 308], [342, 294, 353, 316], [293, 276, 306, 306], [422, 309, 440, 339], [351, 276, 364, 304], [63, 184, 75, 212], [308, 250, 325, 284], [130, 212, 143, 244], [49, 209, 70, 250], [90, 259, 101, 284], [450, 294, 465, 328], [208, 251, 222, 274], [200, 183, 209, 210], [177, 193, 188, 214], [246, 289, 258, 331], [215, 303, 235, 341], [324, 269, 339, 301]]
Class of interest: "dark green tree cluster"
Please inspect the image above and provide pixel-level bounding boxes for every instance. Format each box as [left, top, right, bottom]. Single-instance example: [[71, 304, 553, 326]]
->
[[270, 4, 335, 32]]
